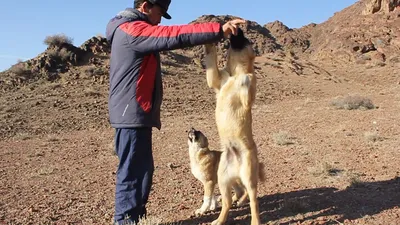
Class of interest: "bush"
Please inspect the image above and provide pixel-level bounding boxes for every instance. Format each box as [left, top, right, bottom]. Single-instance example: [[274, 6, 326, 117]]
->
[[331, 95, 375, 110], [44, 33, 73, 47], [10, 62, 30, 76], [47, 48, 72, 62]]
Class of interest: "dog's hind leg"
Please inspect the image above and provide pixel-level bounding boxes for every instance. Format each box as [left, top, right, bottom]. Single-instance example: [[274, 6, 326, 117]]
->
[[240, 157, 261, 225], [211, 180, 232, 225], [232, 181, 248, 206], [195, 180, 216, 216], [212, 154, 233, 225]]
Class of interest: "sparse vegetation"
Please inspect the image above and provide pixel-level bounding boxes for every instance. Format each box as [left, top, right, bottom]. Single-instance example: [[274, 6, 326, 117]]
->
[[347, 172, 364, 187], [273, 131, 295, 145], [47, 48, 72, 62], [15, 133, 33, 141], [10, 62, 31, 77], [331, 95, 375, 110], [84, 87, 102, 96], [364, 131, 383, 142], [118, 216, 182, 225], [43, 33, 73, 47], [309, 162, 343, 177], [83, 65, 107, 76], [36, 167, 55, 176], [279, 198, 310, 213], [46, 135, 60, 142]]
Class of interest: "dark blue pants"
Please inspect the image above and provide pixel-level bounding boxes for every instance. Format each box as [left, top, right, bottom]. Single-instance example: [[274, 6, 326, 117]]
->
[[113, 128, 154, 224]]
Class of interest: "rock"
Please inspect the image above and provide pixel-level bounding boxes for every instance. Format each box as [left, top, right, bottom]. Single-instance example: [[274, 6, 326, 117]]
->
[[362, 0, 400, 15]]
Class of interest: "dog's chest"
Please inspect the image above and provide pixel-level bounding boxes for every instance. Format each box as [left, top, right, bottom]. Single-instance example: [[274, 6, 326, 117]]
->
[[189, 149, 207, 181], [191, 162, 206, 181]]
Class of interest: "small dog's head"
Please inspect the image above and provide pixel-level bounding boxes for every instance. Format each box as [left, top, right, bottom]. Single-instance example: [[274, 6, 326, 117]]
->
[[187, 127, 209, 149]]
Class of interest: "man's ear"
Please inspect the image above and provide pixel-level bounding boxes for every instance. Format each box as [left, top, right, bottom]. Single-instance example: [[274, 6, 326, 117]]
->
[[138, 1, 151, 13], [143, 1, 153, 11]]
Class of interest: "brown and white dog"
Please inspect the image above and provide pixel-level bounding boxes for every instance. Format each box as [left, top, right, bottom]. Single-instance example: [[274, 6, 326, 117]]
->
[[187, 127, 251, 217], [203, 28, 264, 225]]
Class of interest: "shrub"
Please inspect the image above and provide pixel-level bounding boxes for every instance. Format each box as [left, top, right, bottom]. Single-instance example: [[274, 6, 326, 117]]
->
[[331, 95, 375, 110], [44, 33, 73, 47], [47, 48, 72, 62], [10, 62, 30, 76]]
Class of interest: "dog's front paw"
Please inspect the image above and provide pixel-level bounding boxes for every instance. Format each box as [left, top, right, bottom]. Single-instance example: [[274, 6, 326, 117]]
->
[[236, 197, 248, 207], [211, 219, 224, 225], [195, 208, 206, 217], [209, 202, 216, 211]]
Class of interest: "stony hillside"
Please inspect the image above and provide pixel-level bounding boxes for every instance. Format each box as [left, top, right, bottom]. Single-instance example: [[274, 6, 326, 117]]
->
[[305, 0, 400, 66], [1, 0, 399, 140]]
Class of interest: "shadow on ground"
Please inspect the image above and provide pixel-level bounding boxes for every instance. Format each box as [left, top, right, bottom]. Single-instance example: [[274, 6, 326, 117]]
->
[[162, 177, 400, 224]]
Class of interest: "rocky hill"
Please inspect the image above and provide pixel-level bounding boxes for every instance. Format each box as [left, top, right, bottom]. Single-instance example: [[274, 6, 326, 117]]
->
[[0, 0, 399, 139]]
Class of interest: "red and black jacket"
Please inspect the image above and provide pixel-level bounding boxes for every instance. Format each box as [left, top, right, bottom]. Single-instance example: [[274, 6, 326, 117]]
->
[[106, 8, 223, 129]]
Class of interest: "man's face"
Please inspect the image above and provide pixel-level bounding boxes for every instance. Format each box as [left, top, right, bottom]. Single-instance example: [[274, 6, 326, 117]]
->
[[144, 3, 165, 25]]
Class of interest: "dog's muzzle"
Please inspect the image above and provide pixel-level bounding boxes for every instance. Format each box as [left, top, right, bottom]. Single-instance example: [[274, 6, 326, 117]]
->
[[188, 127, 197, 142]]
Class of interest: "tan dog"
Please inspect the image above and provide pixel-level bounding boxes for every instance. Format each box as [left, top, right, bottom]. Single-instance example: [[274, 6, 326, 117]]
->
[[187, 127, 250, 217], [204, 28, 264, 225]]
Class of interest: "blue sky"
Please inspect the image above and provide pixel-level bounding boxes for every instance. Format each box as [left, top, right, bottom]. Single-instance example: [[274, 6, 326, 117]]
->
[[0, 0, 358, 72]]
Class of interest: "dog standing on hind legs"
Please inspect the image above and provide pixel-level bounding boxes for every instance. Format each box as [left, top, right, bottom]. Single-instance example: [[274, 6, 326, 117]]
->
[[204, 28, 264, 225]]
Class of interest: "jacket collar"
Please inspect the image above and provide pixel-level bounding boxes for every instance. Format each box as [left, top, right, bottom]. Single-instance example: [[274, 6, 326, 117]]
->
[[116, 8, 150, 23]]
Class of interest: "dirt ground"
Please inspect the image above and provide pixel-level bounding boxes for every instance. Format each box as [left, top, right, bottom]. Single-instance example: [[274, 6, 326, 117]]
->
[[1, 53, 399, 225]]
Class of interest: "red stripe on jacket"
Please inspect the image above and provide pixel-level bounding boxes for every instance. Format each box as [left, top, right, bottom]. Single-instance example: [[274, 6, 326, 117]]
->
[[120, 21, 221, 38], [136, 54, 157, 112]]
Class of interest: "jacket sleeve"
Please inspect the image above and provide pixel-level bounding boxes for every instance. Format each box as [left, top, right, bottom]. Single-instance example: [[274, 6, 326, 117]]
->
[[119, 21, 223, 54]]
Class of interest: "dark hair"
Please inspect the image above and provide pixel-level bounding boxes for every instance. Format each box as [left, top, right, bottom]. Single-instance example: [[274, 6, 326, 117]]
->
[[134, 0, 154, 9]]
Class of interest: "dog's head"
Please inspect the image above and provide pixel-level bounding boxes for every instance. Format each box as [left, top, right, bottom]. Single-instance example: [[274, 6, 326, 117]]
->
[[227, 28, 255, 74], [229, 28, 251, 50], [187, 127, 209, 149]]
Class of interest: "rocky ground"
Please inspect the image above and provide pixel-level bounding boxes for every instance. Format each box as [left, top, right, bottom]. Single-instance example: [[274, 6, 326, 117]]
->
[[1, 0, 399, 224]]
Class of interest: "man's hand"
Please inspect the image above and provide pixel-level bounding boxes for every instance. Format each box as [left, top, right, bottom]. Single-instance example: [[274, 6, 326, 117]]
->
[[222, 19, 246, 38]]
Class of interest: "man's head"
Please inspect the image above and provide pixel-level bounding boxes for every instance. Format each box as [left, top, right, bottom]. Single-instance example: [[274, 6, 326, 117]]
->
[[135, 0, 171, 25]]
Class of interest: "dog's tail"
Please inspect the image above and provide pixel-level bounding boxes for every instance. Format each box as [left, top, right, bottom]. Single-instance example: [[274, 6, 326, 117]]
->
[[258, 162, 266, 183]]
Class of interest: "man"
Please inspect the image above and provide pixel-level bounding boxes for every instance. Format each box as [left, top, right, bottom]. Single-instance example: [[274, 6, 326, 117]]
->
[[105, 0, 245, 224]]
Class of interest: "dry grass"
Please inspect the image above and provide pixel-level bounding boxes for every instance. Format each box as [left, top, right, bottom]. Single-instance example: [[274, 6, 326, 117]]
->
[[273, 131, 295, 145], [118, 216, 182, 225], [331, 94, 375, 110], [44, 33, 73, 47], [14, 133, 33, 141], [46, 135, 60, 142], [47, 48, 72, 62], [83, 65, 107, 76], [279, 198, 310, 213], [364, 131, 383, 142], [34, 167, 55, 176], [309, 162, 343, 177], [10, 62, 31, 77], [347, 172, 364, 187], [84, 87, 102, 96]]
